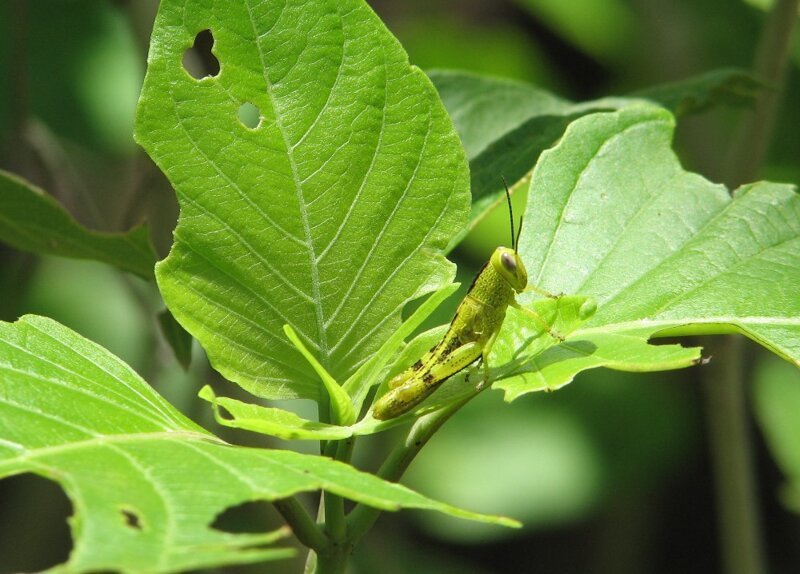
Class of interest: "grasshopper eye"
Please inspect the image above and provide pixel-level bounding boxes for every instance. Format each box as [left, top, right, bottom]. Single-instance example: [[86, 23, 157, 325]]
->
[[501, 252, 517, 273]]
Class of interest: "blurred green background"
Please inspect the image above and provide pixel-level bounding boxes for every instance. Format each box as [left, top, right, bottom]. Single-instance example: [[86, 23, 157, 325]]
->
[[1, 0, 799, 573]]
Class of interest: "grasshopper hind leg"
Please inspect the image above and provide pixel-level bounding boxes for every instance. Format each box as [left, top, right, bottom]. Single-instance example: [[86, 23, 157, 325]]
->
[[387, 369, 412, 390]]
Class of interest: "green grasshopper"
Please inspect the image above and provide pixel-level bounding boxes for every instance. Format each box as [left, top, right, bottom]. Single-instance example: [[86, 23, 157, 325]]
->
[[372, 183, 563, 420]]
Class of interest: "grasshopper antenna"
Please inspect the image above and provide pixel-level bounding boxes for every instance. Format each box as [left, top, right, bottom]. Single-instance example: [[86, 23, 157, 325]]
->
[[501, 176, 516, 251], [516, 216, 524, 254]]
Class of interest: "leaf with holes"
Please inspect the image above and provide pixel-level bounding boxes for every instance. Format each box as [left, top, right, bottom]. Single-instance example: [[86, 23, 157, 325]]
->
[[0, 170, 156, 280], [489, 105, 800, 399], [0, 315, 517, 572], [135, 0, 468, 403]]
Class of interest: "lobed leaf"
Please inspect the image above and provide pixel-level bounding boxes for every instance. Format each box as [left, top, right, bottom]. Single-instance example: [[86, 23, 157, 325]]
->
[[0, 170, 156, 280], [135, 0, 469, 403], [0, 316, 518, 572], [494, 105, 800, 398]]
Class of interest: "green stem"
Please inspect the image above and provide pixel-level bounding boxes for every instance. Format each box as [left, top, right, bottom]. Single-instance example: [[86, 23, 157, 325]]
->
[[703, 337, 765, 574], [311, 438, 355, 574], [708, 2, 799, 574], [272, 497, 327, 552], [347, 396, 470, 545], [725, 0, 800, 187], [322, 441, 347, 542]]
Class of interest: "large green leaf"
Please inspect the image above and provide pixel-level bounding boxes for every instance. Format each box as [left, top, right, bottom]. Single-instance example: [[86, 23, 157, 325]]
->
[[135, 0, 469, 402], [0, 170, 156, 279], [493, 105, 800, 399], [0, 315, 517, 572]]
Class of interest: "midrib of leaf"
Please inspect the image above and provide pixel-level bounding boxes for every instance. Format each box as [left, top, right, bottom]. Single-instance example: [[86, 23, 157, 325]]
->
[[0, 430, 217, 468], [249, 0, 342, 365]]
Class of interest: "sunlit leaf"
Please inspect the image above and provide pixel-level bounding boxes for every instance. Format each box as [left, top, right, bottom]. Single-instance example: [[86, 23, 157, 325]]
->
[[135, 0, 469, 403], [494, 105, 800, 398]]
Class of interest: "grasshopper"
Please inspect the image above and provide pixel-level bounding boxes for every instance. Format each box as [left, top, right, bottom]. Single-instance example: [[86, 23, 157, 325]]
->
[[372, 183, 562, 420]]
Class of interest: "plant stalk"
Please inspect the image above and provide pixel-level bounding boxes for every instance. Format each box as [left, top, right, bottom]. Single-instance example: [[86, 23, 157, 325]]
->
[[703, 336, 765, 574], [322, 440, 349, 542], [707, 2, 799, 574], [346, 396, 470, 545], [725, 0, 800, 187], [272, 498, 327, 552], [310, 433, 355, 573]]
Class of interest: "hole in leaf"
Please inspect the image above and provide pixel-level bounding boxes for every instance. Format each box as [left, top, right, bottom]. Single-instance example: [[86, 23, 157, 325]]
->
[[182, 29, 220, 79], [237, 102, 261, 130], [238, 102, 261, 129], [211, 500, 284, 534], [0, 474, 73, 572], [120, 506, 143, 530]]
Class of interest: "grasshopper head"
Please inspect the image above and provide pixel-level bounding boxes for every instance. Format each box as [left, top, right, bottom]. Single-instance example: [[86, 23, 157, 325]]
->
[[491, 246, 528, 292]]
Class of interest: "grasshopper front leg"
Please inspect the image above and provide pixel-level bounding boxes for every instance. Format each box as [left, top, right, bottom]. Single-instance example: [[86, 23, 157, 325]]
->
[[523, 284, 563, 299], [510, 300, 565, 342]]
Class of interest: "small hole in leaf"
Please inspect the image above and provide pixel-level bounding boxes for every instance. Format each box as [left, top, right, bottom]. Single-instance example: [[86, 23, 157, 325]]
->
[[0, 474, 73, 572], [238, 102, 261, 129], [183, 29, 220, 79], [120, 507, 143, 530]]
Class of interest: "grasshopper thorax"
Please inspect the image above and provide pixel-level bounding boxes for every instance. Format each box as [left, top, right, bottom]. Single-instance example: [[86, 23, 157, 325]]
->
[[490, 246, 528, 292]]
